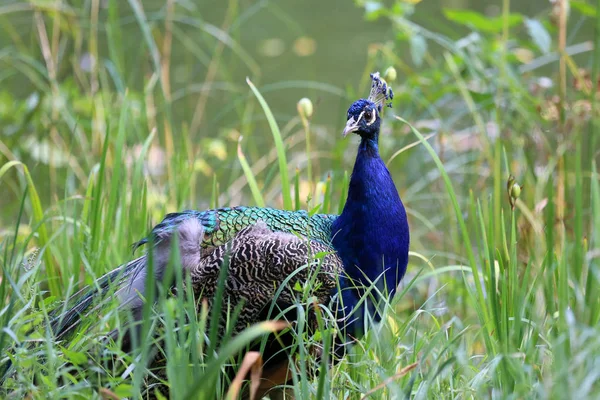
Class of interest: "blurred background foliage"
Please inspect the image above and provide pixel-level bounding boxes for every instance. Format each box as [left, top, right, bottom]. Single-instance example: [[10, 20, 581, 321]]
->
[[0, 0, 593, 218]]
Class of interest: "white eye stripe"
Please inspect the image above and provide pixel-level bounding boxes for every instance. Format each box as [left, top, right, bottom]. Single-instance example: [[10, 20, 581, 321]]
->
[[356, 110, 365, 123], [366, 110, 377, 125], [353, 109, 377, 126]]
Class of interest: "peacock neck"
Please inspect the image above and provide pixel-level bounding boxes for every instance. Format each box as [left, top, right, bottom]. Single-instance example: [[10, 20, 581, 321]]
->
[[358, 136, 378, 156], [331, 134, 409, 328]]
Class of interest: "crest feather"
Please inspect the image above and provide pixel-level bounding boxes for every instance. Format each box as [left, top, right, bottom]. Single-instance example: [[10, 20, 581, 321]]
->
[[367, 72, 394, 111]]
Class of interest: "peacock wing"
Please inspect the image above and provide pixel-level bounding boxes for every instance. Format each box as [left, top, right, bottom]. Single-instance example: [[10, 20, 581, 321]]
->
[[187, 221, 343, 336]]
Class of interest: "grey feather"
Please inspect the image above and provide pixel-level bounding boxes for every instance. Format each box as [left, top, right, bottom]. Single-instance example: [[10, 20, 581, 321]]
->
[[118, 218, 205, 317]]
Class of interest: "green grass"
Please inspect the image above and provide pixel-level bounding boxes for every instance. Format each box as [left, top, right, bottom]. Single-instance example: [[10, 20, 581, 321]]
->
[[1, 0, 600, 398]]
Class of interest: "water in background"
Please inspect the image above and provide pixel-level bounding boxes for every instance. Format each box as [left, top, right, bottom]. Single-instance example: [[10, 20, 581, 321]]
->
[[0, 0, 589, 211], [1, 0, 567, 131]]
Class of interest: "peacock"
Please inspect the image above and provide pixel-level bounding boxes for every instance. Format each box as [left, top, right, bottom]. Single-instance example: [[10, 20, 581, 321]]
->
[[1, 72, 409, 397]]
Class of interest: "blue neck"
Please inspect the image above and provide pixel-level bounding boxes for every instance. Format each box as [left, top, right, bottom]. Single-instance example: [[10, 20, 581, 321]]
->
[[331, 135, 409, 334], [360, 136, 379, 155]]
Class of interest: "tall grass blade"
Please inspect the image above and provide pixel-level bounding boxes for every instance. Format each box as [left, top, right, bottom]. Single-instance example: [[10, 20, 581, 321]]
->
[[0, 161, 56, 295], [246, 78, 292, 209], [237, 137, 265, 208]]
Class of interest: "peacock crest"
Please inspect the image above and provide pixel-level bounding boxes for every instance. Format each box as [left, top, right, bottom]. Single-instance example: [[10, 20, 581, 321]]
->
[[368, 71, 394, 111]]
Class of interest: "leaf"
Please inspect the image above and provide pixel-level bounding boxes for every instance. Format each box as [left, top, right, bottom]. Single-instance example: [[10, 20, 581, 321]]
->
[[409, 34, 427, 67], [468, 90, 495, 111], [524, 18, 552, 54], [571, 0, 596, 17], [113, 384, 134, 399], [443, 9, 523, 33], [312, 251, 330, 260], [61, 348, 87, 365], [308, 203, 322, 216], [313, 330, 322, 341]]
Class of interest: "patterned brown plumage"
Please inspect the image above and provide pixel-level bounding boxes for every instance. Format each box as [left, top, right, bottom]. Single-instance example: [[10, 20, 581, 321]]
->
[[185, 220, 343, 336]]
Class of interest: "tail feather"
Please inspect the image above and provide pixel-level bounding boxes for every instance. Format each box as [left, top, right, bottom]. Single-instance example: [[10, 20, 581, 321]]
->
[[1, 218, 206, 385], [53, 218, 206, 340], [49, 257, 144, 340]]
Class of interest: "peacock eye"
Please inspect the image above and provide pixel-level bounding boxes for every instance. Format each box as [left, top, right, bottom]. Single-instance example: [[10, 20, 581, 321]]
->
[[364, 109, 376, 125]]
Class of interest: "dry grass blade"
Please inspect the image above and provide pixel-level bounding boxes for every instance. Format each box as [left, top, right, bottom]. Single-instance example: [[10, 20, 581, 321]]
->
[[99, 387, 120, 400], [360, 362, 418, 399], [225, 351, 264, 400]]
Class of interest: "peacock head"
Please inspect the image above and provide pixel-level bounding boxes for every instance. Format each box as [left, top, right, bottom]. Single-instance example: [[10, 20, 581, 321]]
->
[[342, 72, 394, 140]]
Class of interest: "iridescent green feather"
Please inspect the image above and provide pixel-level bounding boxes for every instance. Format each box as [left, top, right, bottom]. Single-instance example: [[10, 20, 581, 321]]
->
[[135, 206, 337, 250]]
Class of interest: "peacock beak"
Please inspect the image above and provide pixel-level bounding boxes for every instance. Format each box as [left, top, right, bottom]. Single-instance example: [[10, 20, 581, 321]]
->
[[342, 117, 360, 137]]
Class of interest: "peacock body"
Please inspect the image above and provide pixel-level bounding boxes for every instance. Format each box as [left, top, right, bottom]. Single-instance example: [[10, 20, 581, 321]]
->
[[1, 72, 410, 397], [47, 206, 337, 339]]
